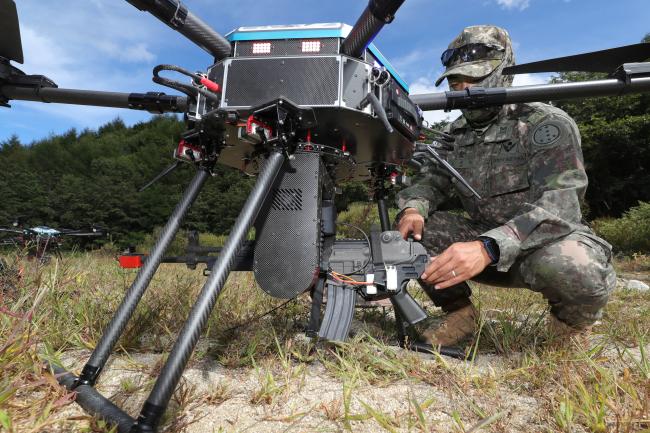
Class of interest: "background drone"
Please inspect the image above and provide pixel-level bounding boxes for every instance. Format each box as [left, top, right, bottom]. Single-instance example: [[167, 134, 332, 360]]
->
[[0, 221, 106, 261]]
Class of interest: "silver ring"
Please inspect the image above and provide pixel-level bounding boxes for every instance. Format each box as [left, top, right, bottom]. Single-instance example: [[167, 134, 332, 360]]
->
[[451, 270, 457, 277]]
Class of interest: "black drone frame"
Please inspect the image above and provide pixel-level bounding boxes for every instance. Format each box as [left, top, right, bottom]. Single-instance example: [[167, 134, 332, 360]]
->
[[3, 0, 650, 432]]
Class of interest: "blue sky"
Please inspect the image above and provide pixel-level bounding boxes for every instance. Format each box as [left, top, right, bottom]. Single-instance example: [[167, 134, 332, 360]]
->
[[2, 0, 649, 144]]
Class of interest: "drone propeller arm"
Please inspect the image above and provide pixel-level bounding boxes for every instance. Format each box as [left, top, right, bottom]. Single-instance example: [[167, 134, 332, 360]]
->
[[60, 232, 104, 237], [502, 43, 650, 75], [412, 71, 650, 111], [125, 0, 231, 60], [1, 85, 188, 113], [0, 227, 22, 233], [341, 0, 406, 58]]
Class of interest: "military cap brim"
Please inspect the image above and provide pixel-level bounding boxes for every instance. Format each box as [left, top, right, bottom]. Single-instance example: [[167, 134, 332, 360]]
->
[[435, 59, 503, 87]]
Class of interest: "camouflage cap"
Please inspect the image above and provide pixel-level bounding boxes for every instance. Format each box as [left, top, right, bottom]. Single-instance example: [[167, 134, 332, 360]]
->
[[435, 25, 514, 87]]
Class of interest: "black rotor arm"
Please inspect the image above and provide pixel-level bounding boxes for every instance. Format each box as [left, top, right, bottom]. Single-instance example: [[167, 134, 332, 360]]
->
[[411, 66, 650, 111], [1, 84, 188, 113], [125, 0, 231, 60], [340, 0, 406, 58]]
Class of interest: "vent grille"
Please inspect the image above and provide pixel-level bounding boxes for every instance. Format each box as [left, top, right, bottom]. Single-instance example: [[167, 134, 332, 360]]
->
[[271, 188, 303, 211], [224, 57, 339, 107]]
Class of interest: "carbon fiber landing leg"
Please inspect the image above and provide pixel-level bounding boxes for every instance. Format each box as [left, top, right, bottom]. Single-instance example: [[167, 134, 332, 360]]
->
[[77, 169, 210, 387], [131, 150, 286, 433]]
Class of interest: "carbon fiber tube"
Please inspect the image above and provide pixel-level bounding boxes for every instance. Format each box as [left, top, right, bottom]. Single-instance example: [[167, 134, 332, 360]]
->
[[0, 85, 188, 112], [377, 198, 390, 231], [49, 363, 135, 433], [183, 10, 232, 60], [125, 0, 231, 60], [411, 76, 650, 111], [132, 151, 286, 432], [77, 169, 209, 387], [340, 0, 405, 58], [405, 341, 474, 360]]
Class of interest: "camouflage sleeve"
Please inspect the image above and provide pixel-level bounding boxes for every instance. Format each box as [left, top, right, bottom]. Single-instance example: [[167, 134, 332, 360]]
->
[[481, 111, 588, 272], [395, 154, 453, 218]]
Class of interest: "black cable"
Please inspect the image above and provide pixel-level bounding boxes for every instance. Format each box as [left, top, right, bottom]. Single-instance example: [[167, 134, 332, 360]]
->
[[221, 298, 297, 334], [360, 93, 393, 133], [152, 64, 221, 104], [335, 222, 372, 275]]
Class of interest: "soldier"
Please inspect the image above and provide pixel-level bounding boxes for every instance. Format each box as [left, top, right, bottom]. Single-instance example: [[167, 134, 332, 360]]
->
[[397, 25, 616, 347]]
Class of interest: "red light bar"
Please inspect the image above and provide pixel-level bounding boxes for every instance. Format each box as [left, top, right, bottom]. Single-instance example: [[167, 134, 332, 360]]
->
[[118, 254, 144, 269]]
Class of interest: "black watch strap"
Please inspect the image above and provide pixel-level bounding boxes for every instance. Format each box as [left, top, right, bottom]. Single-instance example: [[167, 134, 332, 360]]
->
[[478, 236, 500, 265]]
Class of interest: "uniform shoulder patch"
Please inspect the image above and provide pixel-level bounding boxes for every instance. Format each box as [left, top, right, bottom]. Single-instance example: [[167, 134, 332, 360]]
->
[[531, 121, 562, 147]]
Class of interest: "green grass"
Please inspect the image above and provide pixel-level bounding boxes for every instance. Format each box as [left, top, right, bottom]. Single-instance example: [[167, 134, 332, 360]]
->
[[1, 251, 649, 432]]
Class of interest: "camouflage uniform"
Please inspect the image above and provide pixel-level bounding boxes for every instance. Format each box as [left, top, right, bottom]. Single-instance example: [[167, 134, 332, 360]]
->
[[397, 26, 616, 328]]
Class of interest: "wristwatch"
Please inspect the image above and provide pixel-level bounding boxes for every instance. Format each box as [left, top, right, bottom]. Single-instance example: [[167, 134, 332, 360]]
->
[[477, 236, 500, 265]]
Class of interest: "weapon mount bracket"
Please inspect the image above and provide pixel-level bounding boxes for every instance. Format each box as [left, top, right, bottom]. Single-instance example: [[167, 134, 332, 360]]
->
[[613, 62, 650, 84]]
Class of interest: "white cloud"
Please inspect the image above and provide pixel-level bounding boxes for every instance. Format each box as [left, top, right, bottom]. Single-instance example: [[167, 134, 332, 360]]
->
[[15, 1, 163, 89], [7, 0, 172, 137], [94, 41, 156, 64], [495, 0, 531, 10], [409, 77, 441, 94], [512, 73, 550, 86], [409, 77, 461, 126], [20, 26, 77, 85]]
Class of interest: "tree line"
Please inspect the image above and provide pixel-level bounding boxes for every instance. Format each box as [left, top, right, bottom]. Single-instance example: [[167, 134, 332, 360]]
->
[[1, 40, 649, 247], [0, 116, 255, 247]]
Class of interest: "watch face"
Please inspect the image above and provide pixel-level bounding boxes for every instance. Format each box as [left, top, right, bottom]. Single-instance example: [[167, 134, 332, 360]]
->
[[480, 237, 498, 263]]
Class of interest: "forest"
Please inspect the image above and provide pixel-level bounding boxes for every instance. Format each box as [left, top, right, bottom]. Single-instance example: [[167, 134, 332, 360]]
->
[[1, 68, 649, 250]]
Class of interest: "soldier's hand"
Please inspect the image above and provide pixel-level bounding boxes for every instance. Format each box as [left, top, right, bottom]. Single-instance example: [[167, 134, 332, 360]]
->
[[397, 208, 424, 241], [421, 241, 492, 289]]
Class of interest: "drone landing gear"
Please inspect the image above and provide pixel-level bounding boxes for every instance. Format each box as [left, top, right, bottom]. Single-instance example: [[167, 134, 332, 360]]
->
[[131, 151, 285, 433], [48, 154, 286, 432], [49, 168, 211, 432]]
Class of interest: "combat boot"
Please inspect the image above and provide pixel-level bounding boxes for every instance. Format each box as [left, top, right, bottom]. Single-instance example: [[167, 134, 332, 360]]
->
[[547, 315, 592, 350], [418, 303, 478, 346]]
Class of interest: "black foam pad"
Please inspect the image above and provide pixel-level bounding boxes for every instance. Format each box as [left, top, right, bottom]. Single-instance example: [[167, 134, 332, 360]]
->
[[0, 0, 24, 63], [503, 43, 650, 75]]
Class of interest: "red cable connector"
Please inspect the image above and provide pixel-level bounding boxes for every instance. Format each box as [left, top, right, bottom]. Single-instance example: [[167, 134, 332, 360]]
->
[[199, 77, 221, 93]]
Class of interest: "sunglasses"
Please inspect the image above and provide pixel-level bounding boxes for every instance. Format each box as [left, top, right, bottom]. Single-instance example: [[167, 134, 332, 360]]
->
[[441, 43, 505, 67]]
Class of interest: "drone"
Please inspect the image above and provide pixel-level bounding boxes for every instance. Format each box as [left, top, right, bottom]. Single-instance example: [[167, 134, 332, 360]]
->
[[0, 220, 105, 262], [2, 0, 650, 431]]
